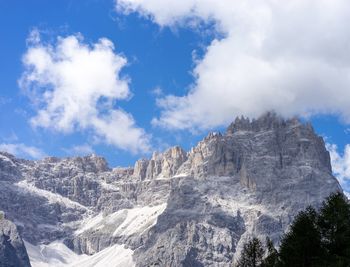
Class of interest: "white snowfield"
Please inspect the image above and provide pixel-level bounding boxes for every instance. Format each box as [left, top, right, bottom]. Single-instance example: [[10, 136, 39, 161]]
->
[[76, 203, 167, 237], [25, 203, 167, 267], [24, 241, 135, 267]]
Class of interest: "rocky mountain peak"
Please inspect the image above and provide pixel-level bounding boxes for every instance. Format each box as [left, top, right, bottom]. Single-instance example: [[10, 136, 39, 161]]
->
[[178, 113, 332, 182], [37, 154, 110, 175], [129, 115, 331, 184], [0, 152, 22, 182], [133, 146, 188, 180], [0, 152, 16, 161], [226, 112, 301, 134], [0, 114, 342, 267], [204, 131, 223, 141], [81, 154, 110, 173]]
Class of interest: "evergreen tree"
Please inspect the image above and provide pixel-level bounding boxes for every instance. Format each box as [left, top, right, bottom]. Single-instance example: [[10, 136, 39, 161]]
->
[[234, 192, 350, 267], [236, 237, 265, 267], [261, 237, 278, 267], [278, 207, 325, 267], [317, 192, 350, 266]]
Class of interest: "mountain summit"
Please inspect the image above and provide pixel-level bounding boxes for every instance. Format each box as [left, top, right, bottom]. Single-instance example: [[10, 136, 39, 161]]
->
[[0, 113, 341, 266]]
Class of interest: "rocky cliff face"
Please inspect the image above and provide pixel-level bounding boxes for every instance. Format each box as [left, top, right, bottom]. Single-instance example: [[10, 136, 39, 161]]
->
[[133, 146, 187, 180], [0, 218, 31, 267], [0, 113, 342, 266]]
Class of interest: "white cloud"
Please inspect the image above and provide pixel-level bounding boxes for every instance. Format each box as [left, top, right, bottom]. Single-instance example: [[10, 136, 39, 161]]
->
[[117, 0, 350, 130], [327, 143, 350, 194], [150, 86, 163, 97], [62, 144, 94, 156], [20, 31, 150, 153], [0, 143, 46, 159]]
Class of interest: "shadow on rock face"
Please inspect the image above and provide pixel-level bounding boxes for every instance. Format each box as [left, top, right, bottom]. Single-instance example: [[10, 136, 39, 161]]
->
[[0, 219, 31, 267]]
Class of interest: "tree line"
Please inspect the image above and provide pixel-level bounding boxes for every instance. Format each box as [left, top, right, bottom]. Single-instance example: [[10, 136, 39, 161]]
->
[[235, 192, 350, 267]]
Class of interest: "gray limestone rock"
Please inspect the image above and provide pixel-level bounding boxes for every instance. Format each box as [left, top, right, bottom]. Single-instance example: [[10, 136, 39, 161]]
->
[[0, 113, 343, 266], [0, 218, 31, 267], [132, 178, 246, 267], [133, 146, 187, 180]]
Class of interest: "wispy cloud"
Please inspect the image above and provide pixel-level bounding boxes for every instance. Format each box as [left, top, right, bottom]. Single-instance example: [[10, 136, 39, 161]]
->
[[62, 144, 94, 156], [0, 143, 46, 159], [150, 86, 163, 97], [20, 30, 151, 154], [0, 97, 11, 106]]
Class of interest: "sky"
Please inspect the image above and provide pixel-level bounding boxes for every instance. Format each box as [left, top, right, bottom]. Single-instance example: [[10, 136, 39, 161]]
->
[[0, 0, 350, 192]]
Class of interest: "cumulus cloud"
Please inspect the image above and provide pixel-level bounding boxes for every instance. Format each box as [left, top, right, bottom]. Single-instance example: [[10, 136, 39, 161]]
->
[[0, 143, 46, 159], [117, 0, 350, 130], [20, 31, 150, 153], [327, 143, 350, 195]]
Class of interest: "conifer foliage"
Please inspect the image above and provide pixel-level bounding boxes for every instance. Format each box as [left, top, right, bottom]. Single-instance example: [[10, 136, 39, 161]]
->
[[278, 207, 324, 267], [261, 238, 278, 267], [234, 192, 350, 267], [236, 237, 265, 267], [318, 193, 350, 266]]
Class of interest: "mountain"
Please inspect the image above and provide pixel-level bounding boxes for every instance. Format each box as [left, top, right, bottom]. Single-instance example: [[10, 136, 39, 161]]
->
[[0, 113, 342, 266]]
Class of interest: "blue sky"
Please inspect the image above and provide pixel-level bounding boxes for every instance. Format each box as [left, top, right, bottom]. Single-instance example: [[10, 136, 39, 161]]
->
[[0, 0, 350, 192], [0, 0, 211, 165]]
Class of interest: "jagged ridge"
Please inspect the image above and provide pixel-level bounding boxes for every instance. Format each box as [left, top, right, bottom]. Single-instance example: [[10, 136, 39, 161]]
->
[[0, 113, 342, 266]]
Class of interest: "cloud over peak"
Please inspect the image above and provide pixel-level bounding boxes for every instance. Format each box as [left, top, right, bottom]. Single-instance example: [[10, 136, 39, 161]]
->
[[0, 143, 46, 159], [117, 0, 350, 130], [20, 31, 150, 154]]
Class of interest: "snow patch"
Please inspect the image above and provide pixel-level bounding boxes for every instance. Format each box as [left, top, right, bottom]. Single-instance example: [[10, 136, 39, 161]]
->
[[113, 204, 167, 236], [76, 203, 167, 237], [15, 180, 89, 211], [71, 244, 134, 267], [172, 173, 189, 178], [0, 154, 16, 166], [75, 213, 104, 235], [24, 241, 134, 267], [99, 181, 120, 191], [24, 240, 87, 267]]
